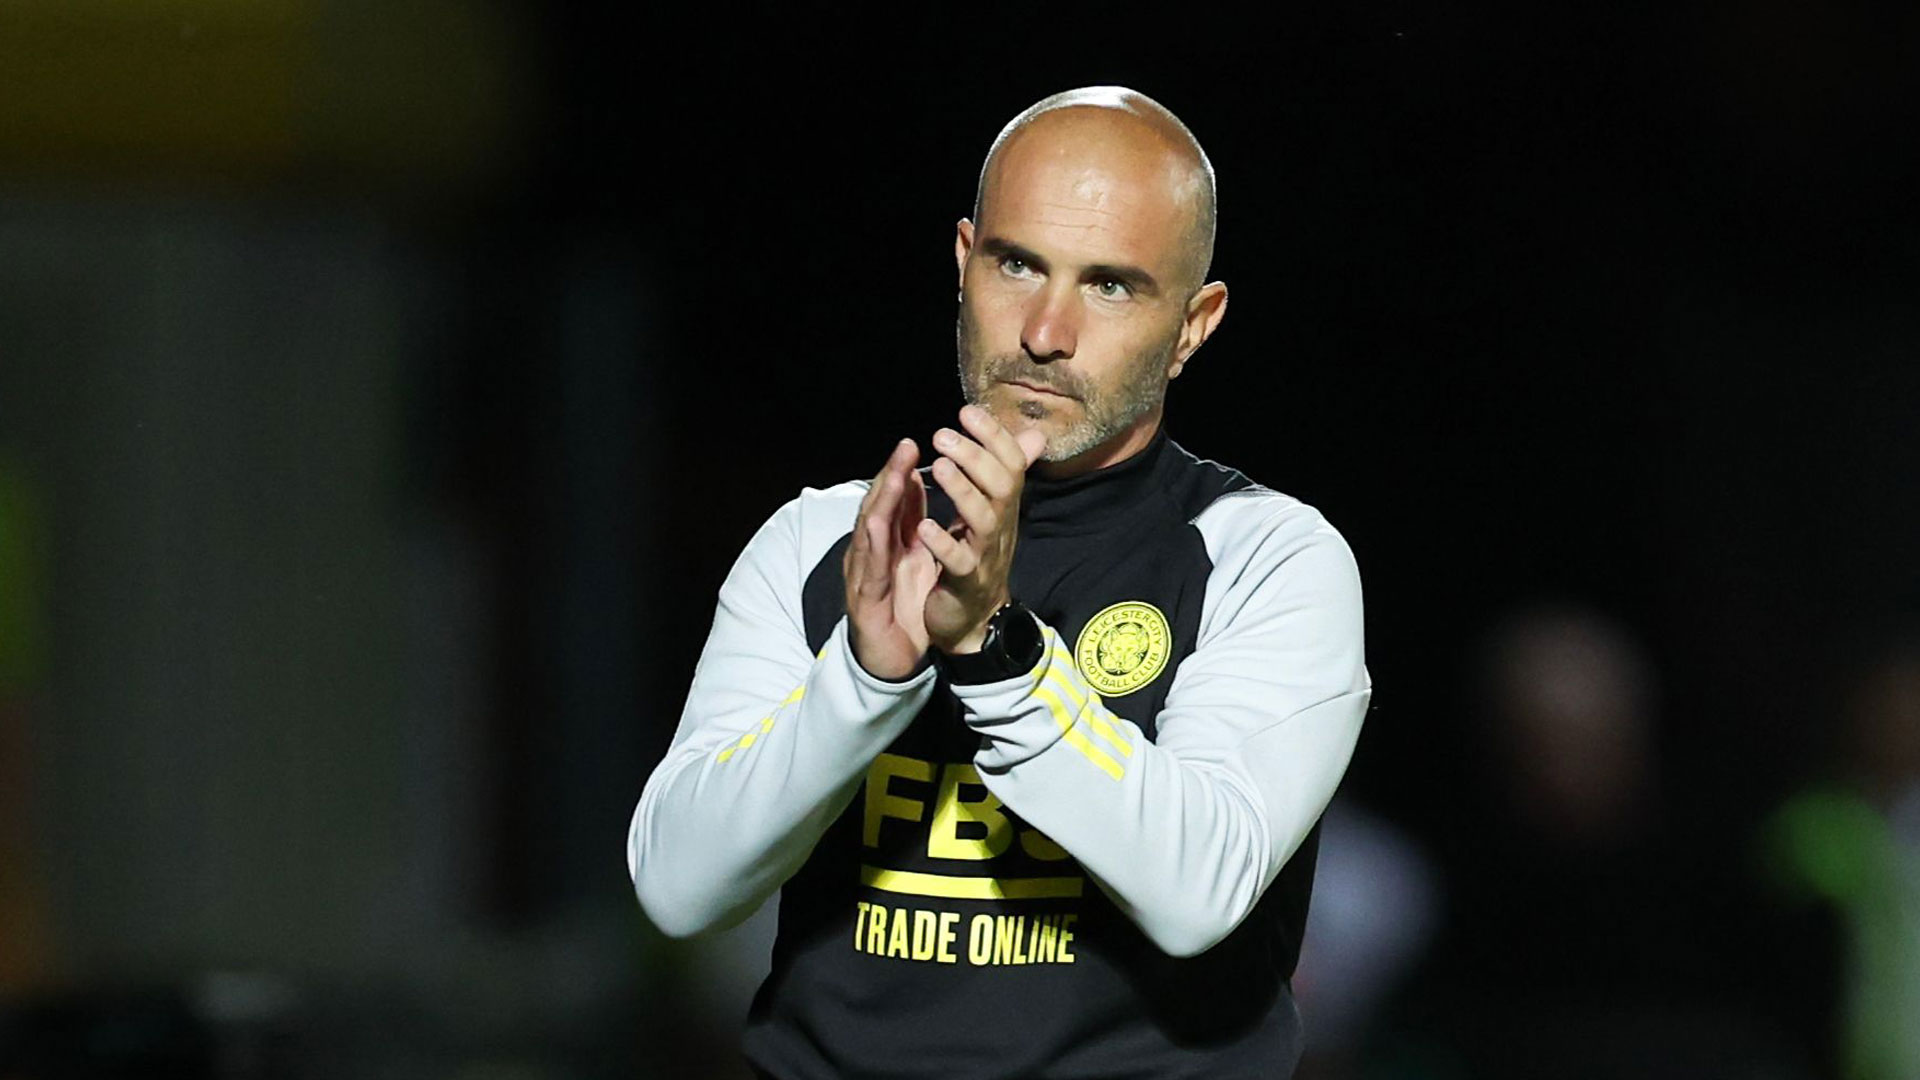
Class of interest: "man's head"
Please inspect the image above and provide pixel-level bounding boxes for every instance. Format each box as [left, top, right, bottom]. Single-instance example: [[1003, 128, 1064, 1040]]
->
[[955, 87, 1228, 474]]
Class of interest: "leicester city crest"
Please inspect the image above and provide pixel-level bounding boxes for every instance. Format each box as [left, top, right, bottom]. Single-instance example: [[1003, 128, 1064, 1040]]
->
[[1073, 601, 1171, 697]]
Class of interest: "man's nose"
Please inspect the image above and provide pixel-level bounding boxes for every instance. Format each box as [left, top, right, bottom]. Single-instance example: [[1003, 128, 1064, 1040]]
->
[[1021, 285, 1080, 362]]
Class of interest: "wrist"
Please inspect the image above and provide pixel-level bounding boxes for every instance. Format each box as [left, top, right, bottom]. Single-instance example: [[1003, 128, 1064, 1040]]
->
[[942, 592, 1010, 656], [938, 602, 1043, 685], [947, 623, 991, 656], [862, 650, 933, 685], [849, 623, 930, 684]]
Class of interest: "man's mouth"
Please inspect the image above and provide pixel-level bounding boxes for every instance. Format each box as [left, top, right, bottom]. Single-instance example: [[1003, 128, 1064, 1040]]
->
[[1005, 378, 1074, 400]]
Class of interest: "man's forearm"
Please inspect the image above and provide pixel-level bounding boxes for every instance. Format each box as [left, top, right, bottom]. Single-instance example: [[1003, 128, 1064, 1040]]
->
[[953, 624, 1368, 957], [629, 618, 937, 938]]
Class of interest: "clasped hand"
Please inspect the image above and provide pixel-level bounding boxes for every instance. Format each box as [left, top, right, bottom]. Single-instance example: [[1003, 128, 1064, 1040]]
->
[[843, 405, 1047, 680]]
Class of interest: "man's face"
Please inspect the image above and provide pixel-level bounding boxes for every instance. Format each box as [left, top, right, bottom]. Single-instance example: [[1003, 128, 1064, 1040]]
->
[[955, 122, 1199, 467], [956, 299, 1179, 465]]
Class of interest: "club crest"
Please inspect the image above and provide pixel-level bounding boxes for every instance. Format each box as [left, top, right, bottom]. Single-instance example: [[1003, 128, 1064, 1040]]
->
[[1073, 601, 1171, 697]]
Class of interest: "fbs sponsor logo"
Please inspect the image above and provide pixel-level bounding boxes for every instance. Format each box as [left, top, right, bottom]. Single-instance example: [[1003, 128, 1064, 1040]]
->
[[863, 754, 1071, 865], [1074, 601, 1170, 697]]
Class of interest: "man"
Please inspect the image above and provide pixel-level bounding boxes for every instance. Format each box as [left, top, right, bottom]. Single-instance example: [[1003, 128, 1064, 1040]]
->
[[628, 87, 1370, 1078]]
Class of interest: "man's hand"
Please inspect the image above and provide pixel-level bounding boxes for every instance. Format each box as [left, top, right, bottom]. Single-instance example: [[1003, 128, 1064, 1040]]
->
[[844, 438, 940, 681], [918, 405, 1048, 654]]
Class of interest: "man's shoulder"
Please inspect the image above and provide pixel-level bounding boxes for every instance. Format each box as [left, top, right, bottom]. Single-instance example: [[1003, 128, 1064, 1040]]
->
[[795, 478, 872, 513], [1166, 448, 1365, 655], [758, 478, 869, 530], [730, 479, 870, 583], [1164, 442, 1354, 567]]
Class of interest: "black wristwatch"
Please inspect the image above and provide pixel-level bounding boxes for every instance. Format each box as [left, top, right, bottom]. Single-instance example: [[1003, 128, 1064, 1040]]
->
[[941, 601, 1045, 685]]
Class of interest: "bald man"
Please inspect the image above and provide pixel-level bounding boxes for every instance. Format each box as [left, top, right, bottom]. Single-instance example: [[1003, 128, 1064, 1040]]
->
[[629, 88, 1370, 1078]]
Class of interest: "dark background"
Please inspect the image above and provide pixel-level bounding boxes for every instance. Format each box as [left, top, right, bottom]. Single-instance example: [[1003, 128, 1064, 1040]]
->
[[2, 4, 1916, 1077]]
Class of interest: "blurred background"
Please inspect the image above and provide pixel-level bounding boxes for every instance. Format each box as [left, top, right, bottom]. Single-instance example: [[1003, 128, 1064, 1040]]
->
[[1, 3, 1916, 1078]]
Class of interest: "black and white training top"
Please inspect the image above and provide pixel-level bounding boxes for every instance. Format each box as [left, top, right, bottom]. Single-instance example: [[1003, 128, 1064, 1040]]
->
[[628, 430, 1370, 1080]]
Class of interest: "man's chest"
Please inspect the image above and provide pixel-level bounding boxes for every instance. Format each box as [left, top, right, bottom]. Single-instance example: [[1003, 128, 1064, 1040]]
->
[[778, 512, 1234, 985]]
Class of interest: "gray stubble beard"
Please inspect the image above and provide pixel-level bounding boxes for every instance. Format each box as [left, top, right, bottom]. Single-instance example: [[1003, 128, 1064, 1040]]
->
[[955, 306, 1178, 464]]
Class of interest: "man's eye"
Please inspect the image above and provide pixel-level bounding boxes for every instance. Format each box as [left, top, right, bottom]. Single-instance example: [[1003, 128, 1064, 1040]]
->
[[1094, 279, 1131, 299], [1001, 256, 1033, 276]]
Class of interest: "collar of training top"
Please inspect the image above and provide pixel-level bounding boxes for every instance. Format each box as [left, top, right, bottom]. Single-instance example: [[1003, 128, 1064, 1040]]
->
[[1017, 428, 1178, 538]]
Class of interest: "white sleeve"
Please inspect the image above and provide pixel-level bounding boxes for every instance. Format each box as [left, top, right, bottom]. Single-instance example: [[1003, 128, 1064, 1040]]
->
[[951, 493, 1369, 957], [627, 484, 938, 938]]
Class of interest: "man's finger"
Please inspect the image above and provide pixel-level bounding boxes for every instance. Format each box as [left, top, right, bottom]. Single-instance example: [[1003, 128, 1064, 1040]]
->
[[857, 438, 913, 521], [858, 446, 891, 512], [932, 425, 1015, 501], [859, 440, 916, 532], [1014, 426, 1046, 467], [885, 437, 918, 481], [916, 516, 978, 577], [847, 468, 878, 569], [860, 467, 901, 593], [930, 455, 997, 541], [897, 543, 937, 593], [896, 459, 927, 552], [959, 404, 1031, 478]]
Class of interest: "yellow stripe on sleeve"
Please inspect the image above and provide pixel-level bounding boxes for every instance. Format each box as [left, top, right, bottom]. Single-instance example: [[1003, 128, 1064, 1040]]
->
[[1042, 649, 1132, 758], [716, 682, 807, 763], [1042, 664, 1086, 708], [1049, 644, 1077, 675], [1083, 707, 1134, 759], [1033, 685, 1125, 781]]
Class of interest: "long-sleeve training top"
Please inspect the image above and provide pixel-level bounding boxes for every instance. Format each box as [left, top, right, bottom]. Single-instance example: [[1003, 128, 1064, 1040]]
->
[[628, 430, 1370, 1080]]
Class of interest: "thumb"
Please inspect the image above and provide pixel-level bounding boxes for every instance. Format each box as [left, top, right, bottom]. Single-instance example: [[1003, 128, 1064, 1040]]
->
[[1015, 426, 1047, 468]]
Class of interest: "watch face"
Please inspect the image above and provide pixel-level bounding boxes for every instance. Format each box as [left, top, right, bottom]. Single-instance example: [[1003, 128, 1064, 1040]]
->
[[942, 605, 1043, 685], [1000, 604, 1043, 669]]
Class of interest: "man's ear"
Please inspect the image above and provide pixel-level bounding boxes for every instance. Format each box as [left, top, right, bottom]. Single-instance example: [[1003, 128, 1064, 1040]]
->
[[954, 218, 975, 292], [1169, 281, 1228, 378]]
